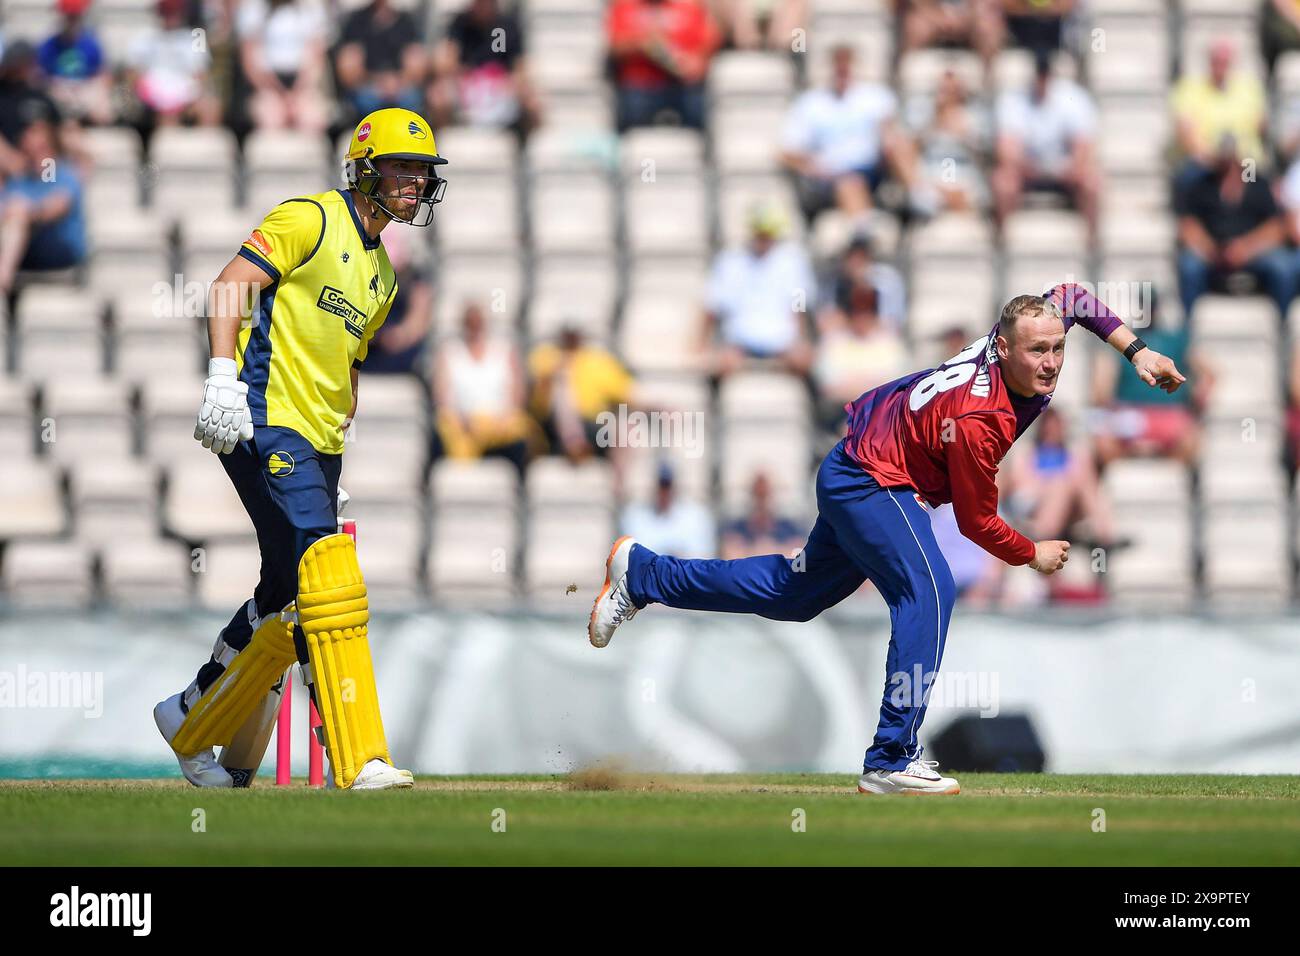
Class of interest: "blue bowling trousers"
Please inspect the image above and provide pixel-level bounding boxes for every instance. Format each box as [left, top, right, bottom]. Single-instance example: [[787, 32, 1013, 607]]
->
[[626, 439, 957, 772]]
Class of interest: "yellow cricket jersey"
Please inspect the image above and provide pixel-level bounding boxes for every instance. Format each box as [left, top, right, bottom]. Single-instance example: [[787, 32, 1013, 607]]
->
[[235, 189, 398, 455]]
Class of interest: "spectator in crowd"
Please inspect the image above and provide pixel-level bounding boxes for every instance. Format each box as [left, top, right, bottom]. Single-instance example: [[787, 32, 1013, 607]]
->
[[721, 470, 805, 559], [895, 0, 1001, 69], [0, 41, 77, 176], [905, 67, 992, 214], [528, 325, 635, 462], [812, 284, 908, 433], [237, 0, 329, 133], [821, 232, 904, 332], [432, 0, 540, 134], [606, 0, 721, 132], [37, 0, 113, 126], [939, 323, 979, 357], [1171, 39, 1266, 185], [362, 224, 432, 375], [0, 119, 88, 295], [700, 202, 816, 378], [928, 503, 1002, 606], [127, 0, 222, 127], [714, 0, 806, 52], [335, 0, 427, 123], [780, 44, 926, 223], [1090, 291, 1211, 468], [820, 233, 907, 331], [1005, 407, 1121, 552], [622, 461, 716, 557], [998, 0, 1076, 59], [431, 302, 533, 475], [922, 323, 979, 370], [1262, 0, 1300, 77], [1175, 134, 1293, 320], [992, 51, 1099, 244]]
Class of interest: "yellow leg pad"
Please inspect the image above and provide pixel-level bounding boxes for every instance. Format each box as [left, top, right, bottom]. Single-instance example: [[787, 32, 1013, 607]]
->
[[171, 611, 297, 755], [298, 533, 391, 789]]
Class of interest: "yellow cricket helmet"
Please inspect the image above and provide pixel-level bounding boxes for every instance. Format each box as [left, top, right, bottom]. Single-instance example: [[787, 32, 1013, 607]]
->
[[343, 108, 448, 227]]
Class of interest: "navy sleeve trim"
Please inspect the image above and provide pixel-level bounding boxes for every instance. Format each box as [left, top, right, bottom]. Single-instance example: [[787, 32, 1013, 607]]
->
[[237, 246, 280, 284]]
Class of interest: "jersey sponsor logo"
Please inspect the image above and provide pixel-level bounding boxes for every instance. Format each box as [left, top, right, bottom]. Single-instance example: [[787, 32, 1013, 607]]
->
[[357, 122, 372, 142], [245, 229, 273, 257], [971, 367, 991, 398], [267, 451, 295, 477], [316, 285, 368, 339]]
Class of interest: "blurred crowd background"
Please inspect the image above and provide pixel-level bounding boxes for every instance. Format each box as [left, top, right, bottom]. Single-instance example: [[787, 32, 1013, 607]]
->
[[0, 0, 1297, 614]]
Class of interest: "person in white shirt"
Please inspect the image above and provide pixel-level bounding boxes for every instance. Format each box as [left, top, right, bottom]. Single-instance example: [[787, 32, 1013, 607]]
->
[[992, 51, 1100, 243], [128, 0, 221, 126], [237, 0, 328, 133], [621, 462, 717, 558], [700, 202, 816, 378], [432, 302, 532, 475], [779, 43, 926, 223]]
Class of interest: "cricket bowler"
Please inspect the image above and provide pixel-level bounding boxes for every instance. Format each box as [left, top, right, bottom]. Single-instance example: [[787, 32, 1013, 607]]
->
[[153, 108, 448, 790], [589, 284, 1186, 794]]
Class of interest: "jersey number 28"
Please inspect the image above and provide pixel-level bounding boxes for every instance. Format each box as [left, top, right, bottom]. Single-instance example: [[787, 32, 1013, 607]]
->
[[907, 335, 989, 411]]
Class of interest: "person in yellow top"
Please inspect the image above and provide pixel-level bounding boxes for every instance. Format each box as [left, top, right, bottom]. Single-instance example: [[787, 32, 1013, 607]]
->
[[1171, 39, 1267, 175], [528, 326, 635, 462], [153, 108, 448, 791]]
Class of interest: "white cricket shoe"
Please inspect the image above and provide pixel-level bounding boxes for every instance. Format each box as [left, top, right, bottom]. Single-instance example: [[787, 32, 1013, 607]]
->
[[588, 535, 639, 648], [858, 758, 960, 795], [153, 692, 234, 788], [347, 758, 414, 791]]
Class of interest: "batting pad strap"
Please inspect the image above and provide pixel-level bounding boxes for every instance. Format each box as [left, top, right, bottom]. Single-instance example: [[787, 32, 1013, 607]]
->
[[211, 636, 240, 669], [297, 534, 391, 789], [171, 612, 297, 755]]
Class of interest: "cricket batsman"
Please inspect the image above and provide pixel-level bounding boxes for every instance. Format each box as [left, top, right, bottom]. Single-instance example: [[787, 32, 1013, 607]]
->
[[589, 284, 1185, 794], [153, 108, 448, 790]]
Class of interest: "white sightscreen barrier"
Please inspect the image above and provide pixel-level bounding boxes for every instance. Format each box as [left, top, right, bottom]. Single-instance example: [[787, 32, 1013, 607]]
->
[[0, 609, 1297, 775]]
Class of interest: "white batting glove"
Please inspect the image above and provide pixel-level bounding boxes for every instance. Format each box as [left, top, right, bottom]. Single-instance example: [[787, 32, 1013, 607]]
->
[[336, 485, 350, 515], [194, 358, 255, 455]]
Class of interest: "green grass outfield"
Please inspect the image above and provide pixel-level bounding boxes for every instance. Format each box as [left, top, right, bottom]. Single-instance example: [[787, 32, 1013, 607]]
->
[[2, 772, 1298, 866]]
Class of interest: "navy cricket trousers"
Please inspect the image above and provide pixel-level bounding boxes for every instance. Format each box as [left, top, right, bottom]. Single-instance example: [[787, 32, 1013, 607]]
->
[[626, 439, 957, 772], [193, 425, 341, 693]]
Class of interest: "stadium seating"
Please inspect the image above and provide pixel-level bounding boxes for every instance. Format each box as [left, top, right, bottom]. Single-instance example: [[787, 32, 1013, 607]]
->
[[0, 0, 1294, 615]]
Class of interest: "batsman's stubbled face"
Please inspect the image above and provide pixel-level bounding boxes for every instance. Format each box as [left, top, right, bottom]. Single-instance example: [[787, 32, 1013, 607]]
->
[[998, 313, 1066, 397], [374, 157, 429, 223]]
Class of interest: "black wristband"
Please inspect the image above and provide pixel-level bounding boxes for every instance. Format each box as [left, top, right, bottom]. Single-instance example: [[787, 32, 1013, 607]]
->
[[1124, 337, 1147, 362]]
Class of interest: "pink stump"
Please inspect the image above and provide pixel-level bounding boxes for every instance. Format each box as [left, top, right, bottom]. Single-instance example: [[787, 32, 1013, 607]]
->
[[275, 682, 292, 786], [308, 700, 324, 787]]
